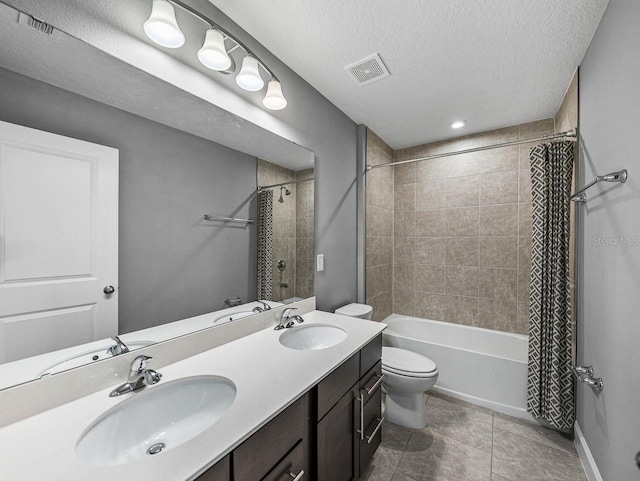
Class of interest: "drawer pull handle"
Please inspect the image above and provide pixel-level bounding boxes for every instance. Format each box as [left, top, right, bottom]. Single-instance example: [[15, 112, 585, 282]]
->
[[365, 373, 384, 395], [355, 394, 365, 440], [365, 417, 384, 444], [288, 469, 304, 481]]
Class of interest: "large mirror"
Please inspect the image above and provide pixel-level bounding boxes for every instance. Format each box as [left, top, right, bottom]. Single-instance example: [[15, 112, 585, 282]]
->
[[0, 1, 315, 390]]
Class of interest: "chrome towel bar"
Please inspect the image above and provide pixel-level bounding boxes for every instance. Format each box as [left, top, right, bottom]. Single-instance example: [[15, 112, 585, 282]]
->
[[203, 214, 254, 224], [570, 169, 628, 203]]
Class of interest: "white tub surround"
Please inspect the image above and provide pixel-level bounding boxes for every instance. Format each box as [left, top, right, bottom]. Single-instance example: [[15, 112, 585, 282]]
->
[[0, 310, 385, 481], [382, 314, 530, 420]]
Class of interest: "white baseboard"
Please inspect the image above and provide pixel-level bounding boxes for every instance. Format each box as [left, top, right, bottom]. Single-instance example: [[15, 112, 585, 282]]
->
[[574, 422, 603, 481]]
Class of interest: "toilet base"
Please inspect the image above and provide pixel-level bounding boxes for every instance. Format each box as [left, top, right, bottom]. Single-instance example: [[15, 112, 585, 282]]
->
[[384, 391, 427, 429]]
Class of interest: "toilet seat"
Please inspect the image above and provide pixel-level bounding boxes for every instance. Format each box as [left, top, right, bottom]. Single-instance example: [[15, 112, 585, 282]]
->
[[382, 347, 437, 377]]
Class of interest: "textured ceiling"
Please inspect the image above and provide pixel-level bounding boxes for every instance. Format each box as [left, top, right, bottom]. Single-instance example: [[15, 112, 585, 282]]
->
[[212, 0, 608, 148]]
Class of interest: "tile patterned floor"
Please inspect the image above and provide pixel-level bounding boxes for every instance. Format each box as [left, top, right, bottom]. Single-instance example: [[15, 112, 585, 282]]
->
[[362, 392, 587, 481]]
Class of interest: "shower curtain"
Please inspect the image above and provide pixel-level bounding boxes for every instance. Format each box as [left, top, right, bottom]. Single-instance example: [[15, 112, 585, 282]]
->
[[257, 190, 274, 301], [526, 141, 575, 429]]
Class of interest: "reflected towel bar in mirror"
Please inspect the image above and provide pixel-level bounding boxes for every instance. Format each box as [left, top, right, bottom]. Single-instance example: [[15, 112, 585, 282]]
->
[[203, 214, 254, 224]]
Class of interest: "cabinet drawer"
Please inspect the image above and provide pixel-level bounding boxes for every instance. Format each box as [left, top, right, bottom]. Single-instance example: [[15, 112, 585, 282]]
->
[[234, 392, 310, 481], [195, 454, 230, 481], [359, 361, 383, 406], [262, 441, 305, 481], [359, 387, 383, 473], [360, 334, 382, 377], [317, 352, 359, 420]]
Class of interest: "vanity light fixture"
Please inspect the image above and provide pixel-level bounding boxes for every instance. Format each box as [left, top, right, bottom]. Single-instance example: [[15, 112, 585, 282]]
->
[[451, 120, 466, 129], [143, 0, 287, 110]]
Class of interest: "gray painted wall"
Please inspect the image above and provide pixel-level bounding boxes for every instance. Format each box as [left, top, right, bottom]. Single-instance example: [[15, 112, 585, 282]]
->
[[577, 0, 640, 479], [0, 67, 258, 333]]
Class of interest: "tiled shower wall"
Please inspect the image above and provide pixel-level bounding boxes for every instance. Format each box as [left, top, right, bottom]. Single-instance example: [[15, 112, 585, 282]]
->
[[295, 168, 315, 300], [365, 130, 394, 321], [391, 119, 555, 334]]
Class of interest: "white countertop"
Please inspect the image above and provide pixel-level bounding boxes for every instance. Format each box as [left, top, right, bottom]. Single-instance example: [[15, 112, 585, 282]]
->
[[0, 310, 385, 481]]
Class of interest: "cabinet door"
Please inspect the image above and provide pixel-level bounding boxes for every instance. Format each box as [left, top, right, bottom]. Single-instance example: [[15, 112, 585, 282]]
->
[[196, 455, 231, 481], [317, 386, 359, 481], [359, 388, 383, 473], [262, 441, 305, 481]]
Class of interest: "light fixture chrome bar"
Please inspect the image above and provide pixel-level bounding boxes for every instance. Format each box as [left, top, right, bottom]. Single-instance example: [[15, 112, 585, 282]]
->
[[257, 178, 314, 191], [203, 214, 254, 224], [168, 0, 278, 80], [365, 129, 578, 172], [570, 169, 628, 203]]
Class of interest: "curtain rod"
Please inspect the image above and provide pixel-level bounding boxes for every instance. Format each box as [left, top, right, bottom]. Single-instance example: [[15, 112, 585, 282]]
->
[[257, 177, 314, 191], [365, 129, 577, 171]]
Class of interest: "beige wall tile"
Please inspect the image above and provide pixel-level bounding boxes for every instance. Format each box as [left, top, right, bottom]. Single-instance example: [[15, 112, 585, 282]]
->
[[479, 204, 518, 236], [415, 237, 445, 265], [366, 236, 393, 268], [366, 172, 394, 209], [519, 119, 554, 139], [393, 289, 415, 316], [394, 263, 415, 291], [444, 295, 478, 325], [477, 299, 518, 332], [415, 293, 446, 321], [518, 169, 532, 203], [478, 145, 519, 174], [478, 268, 518, 301], [394, 162, 416, 184], [367, 128, 394, 157], [417, 209, 447, 237], [516, 302, 530, 335], [446, 152, 479, 178], [415, 265, 445, 293], [395, 211, 416, 237], [368, 291, 393, 322], [479, 237, 518, 268], [416, 158, 446, 182], [445, 266, 479, 297], [480, 171, 519, 204], [445, 237, 479, 266], [518, 202, 532, 237], [368, 205, 393, 237], [394, 237, 416, 265], [416, 180, 446, 210], [394, 183, 416, 212], [446, 207, 479, 237], [518, 236, 532, 270], [446, 175, 480, 207], [517, 269, 531, 302]]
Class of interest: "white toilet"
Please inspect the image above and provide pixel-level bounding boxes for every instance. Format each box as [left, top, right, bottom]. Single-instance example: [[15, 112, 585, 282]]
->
[[334, 303, 438, 429], [381, 347, 438, 429]]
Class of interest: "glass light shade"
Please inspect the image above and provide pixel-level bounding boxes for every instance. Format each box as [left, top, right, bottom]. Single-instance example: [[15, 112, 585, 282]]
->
[[235, 56, 265, 91], [144, 0, 185, 49], [263, 80, 288, 110], [197, 29, 232, 71]]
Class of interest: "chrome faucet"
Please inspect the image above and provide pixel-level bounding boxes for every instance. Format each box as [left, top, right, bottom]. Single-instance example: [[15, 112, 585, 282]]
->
[[252, 300, 272, 313], [106, 336, 129, 357], [274, 308, 304, 330], [109, 355, 162, 397]]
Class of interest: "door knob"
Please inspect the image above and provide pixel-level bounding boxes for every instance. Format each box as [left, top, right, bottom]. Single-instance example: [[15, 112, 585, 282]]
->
[[103, 285, 115, 295]]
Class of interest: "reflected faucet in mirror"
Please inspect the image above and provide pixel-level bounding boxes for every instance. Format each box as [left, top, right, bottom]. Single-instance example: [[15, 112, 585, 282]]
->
[[106, 337, 130, 357]]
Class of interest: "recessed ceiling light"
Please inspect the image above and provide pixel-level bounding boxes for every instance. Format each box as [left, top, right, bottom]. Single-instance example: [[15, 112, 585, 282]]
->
[[451, 120, 466, 129]]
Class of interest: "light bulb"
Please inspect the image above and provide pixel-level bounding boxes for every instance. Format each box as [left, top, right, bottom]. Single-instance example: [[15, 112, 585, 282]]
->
[[144, 0, 185, 48], [235, 56, 264, 91], [197, 29, 232, 71], [451, 120, 466, 129], [263, 80, 287, 110]]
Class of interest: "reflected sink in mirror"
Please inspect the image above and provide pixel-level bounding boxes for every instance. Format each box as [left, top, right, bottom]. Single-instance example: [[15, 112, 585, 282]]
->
[[38, 341, 154, 378], [76, 376, 236, 465], [279, 324, 347, 351], [213, 311, 255, 325]]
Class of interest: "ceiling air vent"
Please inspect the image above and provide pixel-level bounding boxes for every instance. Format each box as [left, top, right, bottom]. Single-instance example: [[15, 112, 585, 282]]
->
[[18, 12, 54, 35], [345, 53, 391, 86]]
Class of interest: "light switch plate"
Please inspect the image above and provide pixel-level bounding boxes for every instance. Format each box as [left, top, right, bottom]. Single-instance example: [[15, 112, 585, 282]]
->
[[316, 254, 324, 272]]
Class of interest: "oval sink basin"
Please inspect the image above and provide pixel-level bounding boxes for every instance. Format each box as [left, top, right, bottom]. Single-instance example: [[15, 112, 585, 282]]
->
[[279, 324, 347, 350], [38, 341, 154, 378], [76, 375, 236, 465]]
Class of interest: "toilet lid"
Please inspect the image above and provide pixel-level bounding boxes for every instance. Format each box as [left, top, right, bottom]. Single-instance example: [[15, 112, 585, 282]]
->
[[382, 347, 437, 374], [335, 303, 372, 317]]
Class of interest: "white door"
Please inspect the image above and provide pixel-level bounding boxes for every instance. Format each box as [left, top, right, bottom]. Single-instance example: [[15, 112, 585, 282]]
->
[[0, 120, 118, 364]]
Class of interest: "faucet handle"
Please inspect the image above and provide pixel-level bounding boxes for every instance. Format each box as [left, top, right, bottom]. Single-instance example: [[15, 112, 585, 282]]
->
[[131, 355, 152, 372], [281, 307, 298, 319]]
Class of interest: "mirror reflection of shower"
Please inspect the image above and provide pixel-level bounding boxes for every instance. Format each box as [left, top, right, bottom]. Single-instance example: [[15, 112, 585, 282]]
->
[[278, 185, 291, 203]]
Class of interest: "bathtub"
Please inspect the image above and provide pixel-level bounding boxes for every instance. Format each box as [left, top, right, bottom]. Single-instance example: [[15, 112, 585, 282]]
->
[[382, 314, 531, 420]]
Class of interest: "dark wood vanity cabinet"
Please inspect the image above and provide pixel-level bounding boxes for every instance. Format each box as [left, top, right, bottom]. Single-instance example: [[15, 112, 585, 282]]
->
[[316, 334, 383, 481], [196, 334, 382, 481]]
